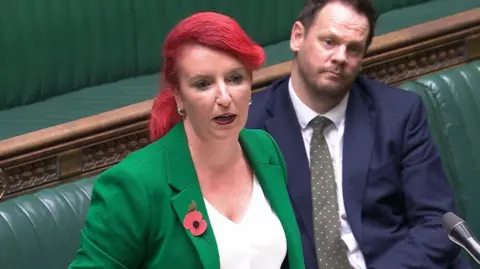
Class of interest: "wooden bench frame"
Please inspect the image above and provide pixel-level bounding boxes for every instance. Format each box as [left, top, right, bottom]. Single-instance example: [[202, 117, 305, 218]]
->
[[1, 9, 479, 200]]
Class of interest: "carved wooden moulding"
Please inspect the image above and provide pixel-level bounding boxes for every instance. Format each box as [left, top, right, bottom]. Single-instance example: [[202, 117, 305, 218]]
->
[[82, 132, 149, 171], [0, 130, 149, 200], [364, 41, 467, 85], [0, 168, 7, 199], [0, 158, 57, 200]]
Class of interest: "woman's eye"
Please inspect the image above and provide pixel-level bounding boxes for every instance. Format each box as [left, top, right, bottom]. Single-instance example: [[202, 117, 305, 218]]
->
[[193, 80, 209, 90], [229, 74, 243, 84]]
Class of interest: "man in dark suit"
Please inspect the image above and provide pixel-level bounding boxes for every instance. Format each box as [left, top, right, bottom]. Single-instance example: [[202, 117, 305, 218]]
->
[[246, 0, 469, 268]]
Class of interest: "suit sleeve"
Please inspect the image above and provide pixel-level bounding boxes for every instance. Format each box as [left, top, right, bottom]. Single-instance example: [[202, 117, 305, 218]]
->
[[374, 96, 462, 269], [68, 166, 151, 269]]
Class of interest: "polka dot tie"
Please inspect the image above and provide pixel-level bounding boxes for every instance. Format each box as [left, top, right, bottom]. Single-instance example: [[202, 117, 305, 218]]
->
[[309, 116, 350, 269]]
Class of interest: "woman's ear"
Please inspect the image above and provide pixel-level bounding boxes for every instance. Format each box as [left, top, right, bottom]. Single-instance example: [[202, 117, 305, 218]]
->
[[171, 86, 183, 109]]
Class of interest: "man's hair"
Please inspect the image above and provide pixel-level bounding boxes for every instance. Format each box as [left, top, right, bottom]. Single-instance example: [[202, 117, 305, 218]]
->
[[298, 0, 377, 50]]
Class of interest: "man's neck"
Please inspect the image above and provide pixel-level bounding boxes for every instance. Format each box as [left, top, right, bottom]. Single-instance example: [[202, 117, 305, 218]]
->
[[291, 66, 346, 115]]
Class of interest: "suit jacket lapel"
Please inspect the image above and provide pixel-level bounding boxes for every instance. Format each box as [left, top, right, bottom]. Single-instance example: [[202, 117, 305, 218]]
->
[[342, 80, 376, 245], [263, 78, 316, 252], [165, 123, 220, 269], [240, 131, 304, 269]]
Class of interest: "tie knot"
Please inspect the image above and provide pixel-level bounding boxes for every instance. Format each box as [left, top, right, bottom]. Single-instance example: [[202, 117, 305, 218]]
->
[[310, 116, 332, 133]]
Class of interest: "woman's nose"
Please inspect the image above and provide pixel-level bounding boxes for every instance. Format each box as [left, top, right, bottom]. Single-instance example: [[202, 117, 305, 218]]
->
[[216, 83, 232, 106]]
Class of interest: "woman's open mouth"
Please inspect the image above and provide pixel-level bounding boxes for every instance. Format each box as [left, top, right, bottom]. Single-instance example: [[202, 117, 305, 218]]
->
[[213, 113, 237, 125]]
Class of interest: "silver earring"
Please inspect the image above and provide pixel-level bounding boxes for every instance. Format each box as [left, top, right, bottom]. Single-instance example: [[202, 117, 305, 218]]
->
[[249, 99, 252, 106], [177, 107, 185, 116]]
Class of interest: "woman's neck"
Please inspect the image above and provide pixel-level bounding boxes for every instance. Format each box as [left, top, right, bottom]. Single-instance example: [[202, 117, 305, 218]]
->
[[185, 126, 243, 174]]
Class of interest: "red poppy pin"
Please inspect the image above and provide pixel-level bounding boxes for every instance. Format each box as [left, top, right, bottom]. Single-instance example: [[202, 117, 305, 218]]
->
[[183, 200, 208, 238]]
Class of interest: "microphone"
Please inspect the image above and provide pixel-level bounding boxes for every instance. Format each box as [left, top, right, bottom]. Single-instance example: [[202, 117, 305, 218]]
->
[[442, 212, 480, 264]]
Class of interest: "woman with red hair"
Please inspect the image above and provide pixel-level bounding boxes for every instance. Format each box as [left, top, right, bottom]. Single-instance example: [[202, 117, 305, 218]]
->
[[68, 12, 305, 269]]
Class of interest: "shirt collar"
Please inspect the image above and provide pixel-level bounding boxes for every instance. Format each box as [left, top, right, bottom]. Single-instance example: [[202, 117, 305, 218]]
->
[[288, 77, 349, 130]]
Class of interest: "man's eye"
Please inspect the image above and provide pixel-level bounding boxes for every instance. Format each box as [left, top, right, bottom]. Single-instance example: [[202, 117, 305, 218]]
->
[[348, 46, 362, 56], [324, 39, 334, 46]]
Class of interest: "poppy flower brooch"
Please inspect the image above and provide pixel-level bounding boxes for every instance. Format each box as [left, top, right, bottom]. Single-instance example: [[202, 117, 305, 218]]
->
[[183, 200, 208, 238]]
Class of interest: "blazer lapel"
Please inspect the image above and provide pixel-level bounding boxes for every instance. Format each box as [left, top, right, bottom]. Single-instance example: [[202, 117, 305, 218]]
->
[[342, 80, 376, 245], [165, 123, 220, 269], [263, 80, 316, 253], [240, 132, 304, 269]]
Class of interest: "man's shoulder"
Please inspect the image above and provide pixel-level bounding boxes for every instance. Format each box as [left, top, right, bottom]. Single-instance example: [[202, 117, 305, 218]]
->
[[358, 75, 423, 114], [251, 75, 290, 105], [247, 75, 290, 128]]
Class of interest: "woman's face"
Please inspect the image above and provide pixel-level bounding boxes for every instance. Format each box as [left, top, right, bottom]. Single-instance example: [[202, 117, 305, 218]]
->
[[174, 43, 253, 141]]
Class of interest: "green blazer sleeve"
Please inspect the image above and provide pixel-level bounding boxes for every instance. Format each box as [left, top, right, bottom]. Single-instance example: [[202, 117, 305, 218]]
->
[[69, 165, 150, 269], [265, 131, 289, 184]]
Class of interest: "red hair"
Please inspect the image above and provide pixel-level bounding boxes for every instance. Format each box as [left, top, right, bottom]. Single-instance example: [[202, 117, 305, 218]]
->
[[149, 12, 266, 142]]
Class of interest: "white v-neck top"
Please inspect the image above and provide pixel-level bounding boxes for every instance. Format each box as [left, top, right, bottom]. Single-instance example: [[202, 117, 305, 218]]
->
[[203, 175, 287, 269]]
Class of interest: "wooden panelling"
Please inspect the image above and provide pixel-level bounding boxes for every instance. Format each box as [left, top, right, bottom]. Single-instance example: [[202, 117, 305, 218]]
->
[[1, 9, 479, 200]]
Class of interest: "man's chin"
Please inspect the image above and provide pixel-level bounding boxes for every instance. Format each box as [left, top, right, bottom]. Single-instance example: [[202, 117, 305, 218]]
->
[[318, 78, 343, 90], [313, 80, 349, 98]]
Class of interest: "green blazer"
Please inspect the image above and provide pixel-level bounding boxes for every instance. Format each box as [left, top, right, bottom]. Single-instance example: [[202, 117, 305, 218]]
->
[[68, 122, 305, 269]]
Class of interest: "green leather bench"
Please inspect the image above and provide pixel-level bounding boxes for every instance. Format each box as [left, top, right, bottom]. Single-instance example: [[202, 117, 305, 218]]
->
[[1, 60, 480, 269], [0, 177, 95, 269], [399, 60, 480, 268], [1, 0, 478, 141]]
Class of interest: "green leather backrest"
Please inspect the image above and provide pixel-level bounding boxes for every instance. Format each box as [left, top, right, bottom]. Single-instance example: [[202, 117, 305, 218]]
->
[[132, 0, 305, 74], [0, 178, 95, 269], [398, 81, 467, 220], [0, 0, 304, 110], [399, 60, 480, 237], [0, 0, 138, 111], [372, 0, 433, 14]]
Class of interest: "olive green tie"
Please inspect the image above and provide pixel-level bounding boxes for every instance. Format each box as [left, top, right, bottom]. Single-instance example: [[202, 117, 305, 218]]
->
[[309, 116, 350, 269]]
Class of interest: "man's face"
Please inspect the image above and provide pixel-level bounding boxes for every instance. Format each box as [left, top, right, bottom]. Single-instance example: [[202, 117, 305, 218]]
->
[[290, 2, 369, 98]]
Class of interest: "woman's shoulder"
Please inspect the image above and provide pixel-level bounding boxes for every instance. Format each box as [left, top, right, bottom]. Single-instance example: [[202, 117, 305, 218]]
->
[[240, 127, 275, 141], [240, 128, 284, 163], [96, 140, 170, 190], [241, 128, 277, 148], [241, 128, 288, 184], [119, 138, 165, 166]]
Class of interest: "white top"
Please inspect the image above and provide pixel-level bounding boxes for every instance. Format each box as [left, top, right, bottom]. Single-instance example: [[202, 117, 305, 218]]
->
[[204, 175, 287, 269], [288, 78, 367, 269]]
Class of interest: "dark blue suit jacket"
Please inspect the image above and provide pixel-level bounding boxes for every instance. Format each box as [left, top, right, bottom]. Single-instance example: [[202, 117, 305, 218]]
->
[[246, 75, 470, 269]]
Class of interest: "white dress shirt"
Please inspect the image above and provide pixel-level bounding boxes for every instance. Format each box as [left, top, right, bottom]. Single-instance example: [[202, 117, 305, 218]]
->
[[288, 78, 367, 269], [204, 175, 287, 269]]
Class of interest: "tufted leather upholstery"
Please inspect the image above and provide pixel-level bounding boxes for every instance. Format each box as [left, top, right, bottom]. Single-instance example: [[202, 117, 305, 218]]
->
[[399, 60, 480, 267], [399, 80, 467, 219], [0, 178, 94, 269], [0, 0, 138, 111]]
